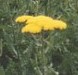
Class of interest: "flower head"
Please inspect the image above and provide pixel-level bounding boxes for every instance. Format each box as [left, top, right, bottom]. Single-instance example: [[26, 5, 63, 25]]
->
[[21, 24, 42, 34], [26, 15, 54, 31], [15, 15, 34, 23], [52, 20, 67, 30], [15, 15, 67, 34]]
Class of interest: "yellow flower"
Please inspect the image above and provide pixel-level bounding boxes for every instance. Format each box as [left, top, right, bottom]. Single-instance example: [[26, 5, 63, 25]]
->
[[35, 15, 53, 21], [15, 15, 67, 34], [15, 15, 34, 23], [27, 15, 53, 26], [21, 24, 42, 33], [52, 20, 67, 30], [26, 15, 54, 30]]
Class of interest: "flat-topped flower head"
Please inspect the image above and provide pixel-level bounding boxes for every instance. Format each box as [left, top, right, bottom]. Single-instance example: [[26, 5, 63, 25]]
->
[[21, 24, 42, 34], [27, 15, 53, 25], [52, 20, 67, 30], [15, 15, 67, 34], [15, 15, 34, 23], [26, 15, 54, 31]]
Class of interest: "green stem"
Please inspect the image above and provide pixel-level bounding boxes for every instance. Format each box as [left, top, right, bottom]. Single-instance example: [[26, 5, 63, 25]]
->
[[41, 33, 47, 75]]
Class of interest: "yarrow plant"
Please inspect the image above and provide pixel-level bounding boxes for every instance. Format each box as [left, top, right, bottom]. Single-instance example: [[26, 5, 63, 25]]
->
[[15, 15, 67, 34], [15, 15, 67, 75]]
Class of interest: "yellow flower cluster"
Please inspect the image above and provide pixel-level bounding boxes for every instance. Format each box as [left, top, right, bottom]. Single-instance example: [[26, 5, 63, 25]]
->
[[15, 15, 34, 23], [15, 15, 67, 34]]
